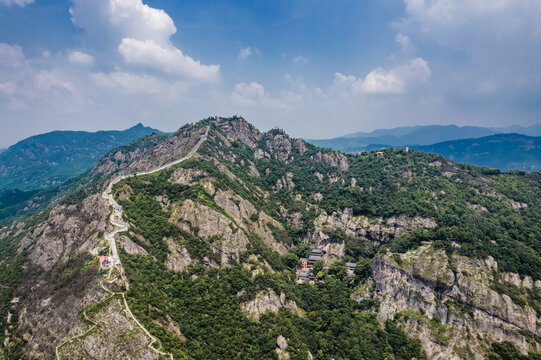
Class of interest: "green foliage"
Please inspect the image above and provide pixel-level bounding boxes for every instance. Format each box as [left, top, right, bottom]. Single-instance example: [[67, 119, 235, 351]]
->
[[0, 124, 164, 191], [445, 300, 474, 319], [121, 251, 426, 360], [0, 256, 23, 350], [51, 252, 99, 303], [385, 320, 427, 360], [312, 260, 324, 274], [291, 244, 311, 259], [488, 341, 541, 360], [353, 258, 372, 282]]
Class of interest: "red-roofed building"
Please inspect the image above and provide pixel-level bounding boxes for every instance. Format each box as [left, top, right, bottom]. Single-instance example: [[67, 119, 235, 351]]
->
[[100, 255, 110, 266]]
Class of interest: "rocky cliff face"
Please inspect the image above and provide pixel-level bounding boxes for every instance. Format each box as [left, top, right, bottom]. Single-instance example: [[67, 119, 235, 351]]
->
[[91, 125, 205, 179], [241, 289, 303, 322], [57, 297, 159, 360], [212, 116, 262, 149], [313, 208, 436, 246], [367, 245, 541, 359], [6, 194, 110, 358]]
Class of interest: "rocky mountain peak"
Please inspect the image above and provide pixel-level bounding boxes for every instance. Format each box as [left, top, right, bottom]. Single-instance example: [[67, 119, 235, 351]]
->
[[205, 116, 262, 148]]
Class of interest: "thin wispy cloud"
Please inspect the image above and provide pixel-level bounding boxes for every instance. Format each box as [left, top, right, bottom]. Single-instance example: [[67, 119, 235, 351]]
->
[[0, 0, 33, 7], [293, 55, 308, 65]]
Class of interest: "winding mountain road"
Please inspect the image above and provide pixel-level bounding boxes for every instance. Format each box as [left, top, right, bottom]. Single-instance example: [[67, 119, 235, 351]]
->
[[101, 126, 209, 268], [55, 127, 209, 360]]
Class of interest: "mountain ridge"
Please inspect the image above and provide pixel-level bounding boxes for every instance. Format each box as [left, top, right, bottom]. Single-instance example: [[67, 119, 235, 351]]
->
[[1, 116, 540, 359], [0, 123, 165, 191]]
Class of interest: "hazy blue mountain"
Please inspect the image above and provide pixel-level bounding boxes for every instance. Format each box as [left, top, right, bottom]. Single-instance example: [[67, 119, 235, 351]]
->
[[0, 123, 163, 191], [487, 124, 541, 136], [308, 125, 497, 152], [339, 125, 425, 139], [308, 124, 541, 153], [412, 133, 541, 172]]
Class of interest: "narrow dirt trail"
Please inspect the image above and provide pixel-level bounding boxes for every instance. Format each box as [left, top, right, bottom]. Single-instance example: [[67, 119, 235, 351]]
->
[[55, 127, 209, 360]]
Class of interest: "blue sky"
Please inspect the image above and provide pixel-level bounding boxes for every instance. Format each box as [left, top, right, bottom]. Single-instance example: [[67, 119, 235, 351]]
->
[[0, 0, 540, 147]]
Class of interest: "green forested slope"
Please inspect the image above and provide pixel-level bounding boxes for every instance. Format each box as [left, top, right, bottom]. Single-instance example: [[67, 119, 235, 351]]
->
[[0, 123, 163, 191], [111, 117, 541, 359]]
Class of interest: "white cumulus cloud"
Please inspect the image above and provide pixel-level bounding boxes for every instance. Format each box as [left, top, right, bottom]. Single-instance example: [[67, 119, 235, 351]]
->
[[231, 82, 291, 109], [68, 51, 95, 65], [70, 0, 220, 82], [362, 58, 430, 94], [118, 38, 219, 82], [108, 0, 176, 45], [332, 58, 431, 95], [34, 71, 74, 92]]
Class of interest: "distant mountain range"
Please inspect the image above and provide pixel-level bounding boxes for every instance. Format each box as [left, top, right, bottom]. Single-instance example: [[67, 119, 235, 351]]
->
[[308, 124, 541, 172], [413, 133, 541, 172], [308, 124, 541, 153], [0, 123, 163, 191]]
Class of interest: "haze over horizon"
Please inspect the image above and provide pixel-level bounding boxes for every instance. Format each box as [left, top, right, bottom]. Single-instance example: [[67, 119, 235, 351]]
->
[[1, 0, 541, 147]]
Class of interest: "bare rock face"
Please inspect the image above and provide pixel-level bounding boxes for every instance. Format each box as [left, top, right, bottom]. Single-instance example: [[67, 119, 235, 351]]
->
[[247, 160, 261, 178], [91, 123, 206, 180], [254, 148, 270, 160], [370, 245, 541, 358], [313, 209, 436, 245], [293, 139, 307, 154], [212, 117, 262, 148], [502, 272, 534, 290], [118, 235, 149, 256], [128, 126, 207, 174], [165, 238, 194, 273], [322, 242, 346, 263], [20, 194, 108, 272], [9, 194, 111, 358], [214, 190, 257, 226], [92, 125, 205, 179], [212, 189, 287, 254], [275, 172, 295, 191], [91, 133, 170, 177], [275, 335, 290, 360], [169, 167, 207, 185], [472, 186, 529, 209], [265, 133, 292, 163], [92, 146, 150, 177], [19, 277, 106, 359], [313, 152, 349, 172], [241, 289, 303, 321], [171, 200, 249, 264], [59, 298, 158, 360]]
